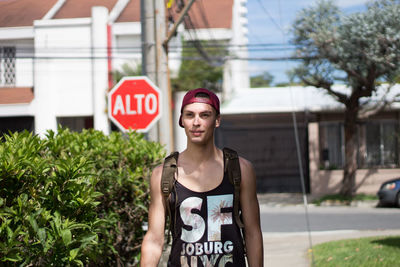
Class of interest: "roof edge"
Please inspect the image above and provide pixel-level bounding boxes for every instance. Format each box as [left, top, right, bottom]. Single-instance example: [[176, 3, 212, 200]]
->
[[42, 0, 67, 20], [109, 0, 130, 23], [34, 18, 91, 27]]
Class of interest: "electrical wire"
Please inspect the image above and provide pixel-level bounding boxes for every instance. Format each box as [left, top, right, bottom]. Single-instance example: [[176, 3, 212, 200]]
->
[[196, 0, 218, 43], [183, 14, 216, 64], [1, 42, 296, 54], [165, 0, 226, 67], [257, 0, 316, 264], [256, 0, 283, 33]]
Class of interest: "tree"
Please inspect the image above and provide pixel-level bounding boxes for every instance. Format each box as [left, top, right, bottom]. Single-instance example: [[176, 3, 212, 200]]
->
[[250, 71, 274, 87], [291, 0, 400, 196], [112, 62, 142, 83], [171, 40, 225, 92]]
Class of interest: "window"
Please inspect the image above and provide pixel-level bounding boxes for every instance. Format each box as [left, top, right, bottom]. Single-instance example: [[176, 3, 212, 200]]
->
[[365, 121, 398, 167], [0, 46, 16, 86], [319, 122, 344, 169], [319, 119, 399, 169], [57, 117, 94, 132]]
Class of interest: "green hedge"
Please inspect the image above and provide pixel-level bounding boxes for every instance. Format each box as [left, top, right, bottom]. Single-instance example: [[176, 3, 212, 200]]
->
[[0, 128, 165, 266]]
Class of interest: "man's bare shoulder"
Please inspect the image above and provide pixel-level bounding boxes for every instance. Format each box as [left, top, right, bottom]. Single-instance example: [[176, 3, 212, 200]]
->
[[151, 164, 163, 181], [153, 164, 163, 174], [238, 156, 256, 185], [238, 156, 255, 173]]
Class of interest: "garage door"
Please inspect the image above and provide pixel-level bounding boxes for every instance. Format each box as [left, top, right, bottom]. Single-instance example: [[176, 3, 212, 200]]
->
[[215, 113, 309, 193]]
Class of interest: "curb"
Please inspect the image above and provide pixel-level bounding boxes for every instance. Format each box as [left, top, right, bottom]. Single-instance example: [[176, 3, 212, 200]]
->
[[257, 193, 380, 208]]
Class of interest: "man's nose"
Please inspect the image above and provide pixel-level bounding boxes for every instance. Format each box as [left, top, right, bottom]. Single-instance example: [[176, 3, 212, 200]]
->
[[193, 115, 200, 125]]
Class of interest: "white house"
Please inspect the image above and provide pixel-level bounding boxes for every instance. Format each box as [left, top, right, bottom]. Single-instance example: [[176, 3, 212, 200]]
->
[[0, 0, 249, 141]]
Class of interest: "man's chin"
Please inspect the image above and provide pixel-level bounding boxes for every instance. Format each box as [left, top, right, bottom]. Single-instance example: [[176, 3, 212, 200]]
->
[[189, 137, 207, 145]]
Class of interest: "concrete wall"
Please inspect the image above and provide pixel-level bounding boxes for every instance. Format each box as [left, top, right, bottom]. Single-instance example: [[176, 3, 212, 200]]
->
[[33, 7, 110, 136], [308, 122, 400, 197], [112, 22, 141, 73], [223, 0, 249, 101], [15, 40, 34, 87], [33, 18, 94, 135]]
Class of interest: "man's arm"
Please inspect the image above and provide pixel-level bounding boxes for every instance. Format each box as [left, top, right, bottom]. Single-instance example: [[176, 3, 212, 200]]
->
[[140, 165, 166, 267], [239, 157, 264, 267]]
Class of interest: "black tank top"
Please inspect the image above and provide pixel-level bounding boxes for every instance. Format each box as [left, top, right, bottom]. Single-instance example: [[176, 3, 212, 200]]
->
[[167, 161, 246, 267]]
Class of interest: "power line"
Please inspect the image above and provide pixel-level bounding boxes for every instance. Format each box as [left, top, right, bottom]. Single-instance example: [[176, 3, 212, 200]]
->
[[256, 0, 284, 33], [271, 0, 316, 264], [3, 42, 293, 48], [6, 54, 311, 61]]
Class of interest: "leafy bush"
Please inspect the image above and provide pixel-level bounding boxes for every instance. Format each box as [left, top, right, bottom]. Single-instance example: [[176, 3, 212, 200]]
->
[[0, 128, 165, 266]]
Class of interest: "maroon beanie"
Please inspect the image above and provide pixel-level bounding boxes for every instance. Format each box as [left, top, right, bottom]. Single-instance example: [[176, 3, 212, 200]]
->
[[179, 88, 220, 127]]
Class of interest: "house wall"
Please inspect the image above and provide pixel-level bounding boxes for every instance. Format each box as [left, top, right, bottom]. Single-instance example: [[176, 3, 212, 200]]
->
[[33, 7, 109, 136], [33, 18, 93, 135], [111, 22, 141, 73], [223, 0, 249, 101], [16, 40, 34, 87], [230, 0, 249, 89], [308, 122, 400, 197]]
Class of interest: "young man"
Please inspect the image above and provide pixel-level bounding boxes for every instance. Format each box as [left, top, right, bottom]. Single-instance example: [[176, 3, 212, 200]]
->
[[140, 88, 263, 266]]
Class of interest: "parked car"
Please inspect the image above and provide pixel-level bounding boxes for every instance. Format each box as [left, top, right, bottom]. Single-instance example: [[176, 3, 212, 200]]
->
[[377, 178, 400, 207]]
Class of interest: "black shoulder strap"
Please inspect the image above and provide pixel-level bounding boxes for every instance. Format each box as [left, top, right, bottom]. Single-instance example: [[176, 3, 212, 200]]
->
[[223, 147, 245, 228], [161, 151, 179, 246], [161, 151, 179, 200]]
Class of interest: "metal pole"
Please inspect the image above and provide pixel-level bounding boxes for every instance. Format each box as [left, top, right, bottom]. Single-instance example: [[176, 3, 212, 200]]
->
[[141, 0, 159, 142], [141, 0, 173, 152], [155, 0, 173, 152]]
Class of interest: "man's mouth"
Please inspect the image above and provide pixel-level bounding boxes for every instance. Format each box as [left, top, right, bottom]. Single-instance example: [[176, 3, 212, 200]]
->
[[190, 130, 203, 136]]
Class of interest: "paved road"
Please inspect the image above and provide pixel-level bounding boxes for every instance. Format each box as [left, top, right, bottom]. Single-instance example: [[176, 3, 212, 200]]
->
[[260, 205, 400, 232], [260, 204, 400, 267]]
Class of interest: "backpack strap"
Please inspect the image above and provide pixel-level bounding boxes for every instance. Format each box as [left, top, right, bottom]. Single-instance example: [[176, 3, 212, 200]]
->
[[161, 151, 179, 199], [223, 147, 245, 228], [161, 151, 179, 244]]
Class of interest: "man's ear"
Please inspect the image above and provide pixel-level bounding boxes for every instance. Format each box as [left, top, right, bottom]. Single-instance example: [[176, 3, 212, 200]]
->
[[215, 114, 221, 128]]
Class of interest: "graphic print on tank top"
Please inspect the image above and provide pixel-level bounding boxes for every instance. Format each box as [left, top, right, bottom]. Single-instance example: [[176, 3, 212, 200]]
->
[[167, 170, 246, 267]]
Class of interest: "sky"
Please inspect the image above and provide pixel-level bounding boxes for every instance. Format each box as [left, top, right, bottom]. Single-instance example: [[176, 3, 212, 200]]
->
[[246, 0, 371, 85]]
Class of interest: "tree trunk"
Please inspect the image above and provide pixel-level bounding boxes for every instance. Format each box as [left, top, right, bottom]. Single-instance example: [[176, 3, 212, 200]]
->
[[341, 105, 359, 197]]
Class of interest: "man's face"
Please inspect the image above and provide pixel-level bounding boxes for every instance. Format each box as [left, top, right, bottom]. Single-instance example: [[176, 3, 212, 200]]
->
[[181, 102, 220, 144]]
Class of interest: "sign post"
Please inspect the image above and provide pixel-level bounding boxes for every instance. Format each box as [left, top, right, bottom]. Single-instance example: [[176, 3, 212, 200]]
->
[[108, 76, 161, 132]]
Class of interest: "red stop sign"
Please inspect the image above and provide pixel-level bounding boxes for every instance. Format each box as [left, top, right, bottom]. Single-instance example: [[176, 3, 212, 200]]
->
[[108, 76, 161, 132]]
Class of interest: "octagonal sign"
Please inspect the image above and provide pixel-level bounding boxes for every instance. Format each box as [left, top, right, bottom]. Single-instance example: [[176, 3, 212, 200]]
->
[[108, 76, 161, 132]]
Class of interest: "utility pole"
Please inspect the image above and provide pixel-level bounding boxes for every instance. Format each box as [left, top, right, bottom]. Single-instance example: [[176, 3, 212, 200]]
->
[[141, 0, 173, 152]]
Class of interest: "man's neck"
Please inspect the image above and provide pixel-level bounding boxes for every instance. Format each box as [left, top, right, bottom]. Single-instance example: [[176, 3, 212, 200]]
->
[[183, 142, 220, 163]]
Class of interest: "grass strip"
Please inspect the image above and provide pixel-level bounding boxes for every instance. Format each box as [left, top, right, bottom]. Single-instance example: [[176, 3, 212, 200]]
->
[[311, 235, 400, 266], [312, 194, 378, 206]]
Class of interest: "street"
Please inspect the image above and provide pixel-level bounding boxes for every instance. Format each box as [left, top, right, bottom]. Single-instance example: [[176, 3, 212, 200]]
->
[[260, 205, 400, 232]]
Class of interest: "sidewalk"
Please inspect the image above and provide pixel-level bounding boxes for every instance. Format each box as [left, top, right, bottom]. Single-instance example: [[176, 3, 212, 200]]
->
[[161, 229, 400, 267], [259, 193, 400, 267], [263, 229, 400, 267]]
